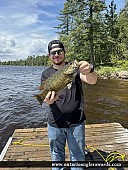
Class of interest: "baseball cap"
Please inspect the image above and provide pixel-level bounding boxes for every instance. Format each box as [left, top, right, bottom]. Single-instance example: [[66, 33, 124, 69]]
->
[[48, 40, 65, 54]]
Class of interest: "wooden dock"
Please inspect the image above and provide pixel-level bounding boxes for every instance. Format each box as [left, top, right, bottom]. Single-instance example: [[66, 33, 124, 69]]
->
[[0, 122, 128, 170]]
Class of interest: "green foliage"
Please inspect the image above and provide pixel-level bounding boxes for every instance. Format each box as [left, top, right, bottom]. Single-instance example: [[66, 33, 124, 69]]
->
[[120, 60, 128, 70], [97, 60, 128, 76], [97, 66, 115, 76], [0, 55, 48, 66], [57, 0, 128, 69]]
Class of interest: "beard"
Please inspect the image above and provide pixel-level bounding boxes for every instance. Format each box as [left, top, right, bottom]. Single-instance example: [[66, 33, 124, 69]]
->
[[52, 57, 65, 65]]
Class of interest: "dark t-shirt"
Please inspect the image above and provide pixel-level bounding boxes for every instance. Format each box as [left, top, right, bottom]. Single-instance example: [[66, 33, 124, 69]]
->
[[41, 65, 86, 128]]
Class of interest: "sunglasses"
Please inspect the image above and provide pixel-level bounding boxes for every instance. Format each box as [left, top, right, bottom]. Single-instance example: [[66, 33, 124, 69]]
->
[[50, 50, 63, 56]]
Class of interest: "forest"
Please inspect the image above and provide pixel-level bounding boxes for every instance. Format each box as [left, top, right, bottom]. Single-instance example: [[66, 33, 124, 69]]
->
[[0, 0, 128, 71]]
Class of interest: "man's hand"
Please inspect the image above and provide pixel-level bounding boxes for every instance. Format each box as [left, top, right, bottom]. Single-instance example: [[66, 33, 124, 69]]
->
[[79, 61, 91, 75], [44, 91, 59, 104]]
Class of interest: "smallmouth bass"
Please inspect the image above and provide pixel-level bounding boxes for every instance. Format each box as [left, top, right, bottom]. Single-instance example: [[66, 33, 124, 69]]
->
[[34, 60, 79, 105]]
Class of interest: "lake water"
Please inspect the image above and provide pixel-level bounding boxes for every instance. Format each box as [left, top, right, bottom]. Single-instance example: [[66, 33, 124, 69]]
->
[[0, 65, 128, 153]]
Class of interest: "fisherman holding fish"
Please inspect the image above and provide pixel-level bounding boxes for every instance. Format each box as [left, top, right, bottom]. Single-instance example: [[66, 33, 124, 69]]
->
[[36, 40, 97, 170]]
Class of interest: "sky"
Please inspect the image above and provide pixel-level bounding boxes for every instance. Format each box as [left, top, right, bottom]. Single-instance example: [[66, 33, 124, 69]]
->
[[0, 0, 125, 61]]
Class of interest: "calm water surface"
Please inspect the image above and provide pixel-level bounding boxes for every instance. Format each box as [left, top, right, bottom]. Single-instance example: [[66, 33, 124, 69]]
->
[[0, 65, 128, 153]]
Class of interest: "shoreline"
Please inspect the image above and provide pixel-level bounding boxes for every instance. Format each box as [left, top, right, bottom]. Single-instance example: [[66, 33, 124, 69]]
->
[[97, 70, 128, 80]]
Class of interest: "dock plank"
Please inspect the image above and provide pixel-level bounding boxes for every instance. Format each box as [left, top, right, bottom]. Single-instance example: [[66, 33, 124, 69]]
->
[[0, 122, 128, 170]]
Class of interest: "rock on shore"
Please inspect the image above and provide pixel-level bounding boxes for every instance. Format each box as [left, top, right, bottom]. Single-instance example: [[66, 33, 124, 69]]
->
[[99, 71, 128, 79]]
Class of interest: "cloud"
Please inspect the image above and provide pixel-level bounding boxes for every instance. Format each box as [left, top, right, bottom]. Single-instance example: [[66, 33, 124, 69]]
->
[[0, 35, 16, 47], [0, 0, 64, 61], [0, 34, 16, 61], [0, 31, 59, 61]]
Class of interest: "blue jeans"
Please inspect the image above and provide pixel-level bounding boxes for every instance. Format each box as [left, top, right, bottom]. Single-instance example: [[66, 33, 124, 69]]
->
[[48, 122, 85, 170]]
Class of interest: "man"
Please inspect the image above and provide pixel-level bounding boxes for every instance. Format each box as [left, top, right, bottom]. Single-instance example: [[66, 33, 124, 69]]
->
[[41, 40, 97, 170]]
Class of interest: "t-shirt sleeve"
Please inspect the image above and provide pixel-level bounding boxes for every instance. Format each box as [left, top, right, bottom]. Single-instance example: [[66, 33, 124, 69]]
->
[[41, 72, 47, 85]]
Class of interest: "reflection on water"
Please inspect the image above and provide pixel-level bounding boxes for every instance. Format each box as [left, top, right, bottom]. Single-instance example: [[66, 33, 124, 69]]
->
[[0, 66, 128, 153], [0, 66, 49, 153], [83, 78, 128, 128]]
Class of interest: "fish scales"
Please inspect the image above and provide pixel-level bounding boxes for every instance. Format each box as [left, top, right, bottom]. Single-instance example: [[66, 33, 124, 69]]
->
[[34, 60, 79, 105]]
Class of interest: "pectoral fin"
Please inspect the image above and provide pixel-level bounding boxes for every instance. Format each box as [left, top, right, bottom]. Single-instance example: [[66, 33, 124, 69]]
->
[[67, 82, 72, 89], [39, 84, 44, 90]]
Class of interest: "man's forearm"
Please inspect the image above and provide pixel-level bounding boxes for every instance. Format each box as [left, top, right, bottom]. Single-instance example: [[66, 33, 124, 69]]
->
[[80, 71, 97, 84]]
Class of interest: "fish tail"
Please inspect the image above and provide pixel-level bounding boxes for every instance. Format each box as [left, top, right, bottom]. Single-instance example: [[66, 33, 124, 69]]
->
[[33, 95, 43, 105]]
